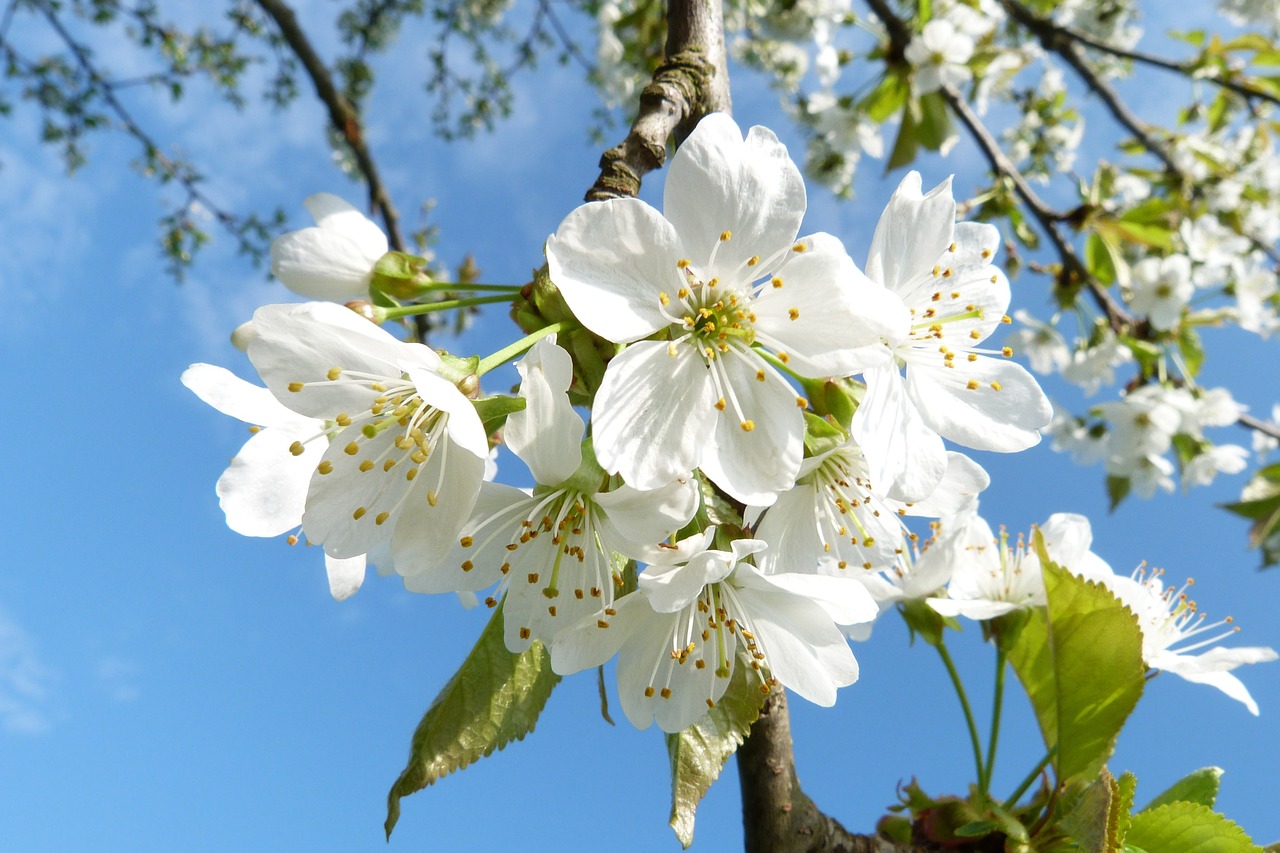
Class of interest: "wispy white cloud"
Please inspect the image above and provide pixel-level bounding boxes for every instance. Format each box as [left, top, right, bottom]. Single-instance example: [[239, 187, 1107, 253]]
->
[[0, 603, 59, 735]]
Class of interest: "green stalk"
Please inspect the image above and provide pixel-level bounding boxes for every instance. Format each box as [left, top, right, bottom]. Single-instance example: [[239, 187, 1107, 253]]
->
[[378, 293, 515, 321], [419, 282, 523, 293], [936, 640, 985, 788], [1002, 749, 1056, 812], [982, 647, 1008, 796], [476, 322, 573, 376]]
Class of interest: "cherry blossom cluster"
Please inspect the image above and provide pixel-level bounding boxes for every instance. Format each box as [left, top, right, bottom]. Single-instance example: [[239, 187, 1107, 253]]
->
[[184, 114, 1273, 736]]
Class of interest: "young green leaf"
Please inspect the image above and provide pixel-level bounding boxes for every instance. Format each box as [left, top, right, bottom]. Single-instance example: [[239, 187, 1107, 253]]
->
[[1127, 802, 1263, 853], [1142, 767, 1223, 811], [385, 602, 560, 838]]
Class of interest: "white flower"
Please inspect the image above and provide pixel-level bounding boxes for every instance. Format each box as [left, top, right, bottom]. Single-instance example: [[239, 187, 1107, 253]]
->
[[1251, 404, 1280, 457], [851, 172, 1052, 502], [927, 510, 1112, 621], [1184, 444, 1249, 489], [1061, 327, 1132, 396], [550, 533, 876, 732], [546, 114, 906, 505], [904, 19, 975, 95], [1129, 254, 1193, 331], [1005, 310, 1070, 375], [270, 194, 388, 301], [1105, 568, 1278, 715], [181, 363, 367, 600], [244, 302, 488, 578], [404, 337, 698, 651]]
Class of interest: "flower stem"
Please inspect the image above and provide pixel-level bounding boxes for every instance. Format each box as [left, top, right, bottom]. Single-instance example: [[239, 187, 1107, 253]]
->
[[477, 322, 573, 376], [378, 293, 515, 321], [935, 640, 985, 788], [982, 647, 1008, 796], [419, 282, 524, 293], [1002, 748, 1055, 812]]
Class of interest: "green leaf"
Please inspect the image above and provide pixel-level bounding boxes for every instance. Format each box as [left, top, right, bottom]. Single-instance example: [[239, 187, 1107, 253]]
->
[[1223, 467, 1280, 568], [666, 662, 766, 848], [1006, 535, 1146, 785], [857, 70, 910, 123], [887, 101, 921, 171], [385, 602, 560, 838], [1084, 233, 1118, 287], [472, 394, 525, 436], [1106, 475, 1132, 512], [916, 91, 954, 152], [1177, 326, 1205, 377], [1142, 767, 1223, 811], [1057, 769, 1118, 853], [1127, 802, 1263, 853]]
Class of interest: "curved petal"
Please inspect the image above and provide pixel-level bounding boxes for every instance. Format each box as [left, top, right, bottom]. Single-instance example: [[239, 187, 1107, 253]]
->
[[664, 115, 806, 278], [851, 365, 948, 503], [1164, 668, 1262, 715], [697, 349, 804, 506], [324, 554, 367, 601], [546, 198, 681, 342], [595, 477, 698, 551], [901, 451, 989, 517], [751, 484, 827, 575], [593, 340, 716, 490], [303, 193, 387, 259], [742, 567, 879, 626], [390, 443, 486, 575], [408, 368, 490, 460], [927, 596, 1019, 620], [895, 222, 1006, 320], [640, 550, 735, 613], [753, 233, 911, 376], [270, 227, 377, 301], [215, 422, 320, 537], [505, 337, 583, 485], [549, 594, 639, 675], [866, 172, 956, 294], [182, 363, 300, 427], [906, 354, 1051, 451], [403, 482, 534, 594]]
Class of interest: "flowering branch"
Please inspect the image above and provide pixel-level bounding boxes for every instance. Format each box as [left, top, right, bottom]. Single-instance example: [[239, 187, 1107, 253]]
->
[[584, 0, 731, 201], [255, 0, 405, 252]]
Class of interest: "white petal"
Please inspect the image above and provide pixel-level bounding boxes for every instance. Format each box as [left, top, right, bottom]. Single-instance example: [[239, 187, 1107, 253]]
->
[[215, 424, 318, 537], [325, 554, 367, 601], [303, 425, 416, 558], [851, 365, 948, 503], [303, 193, 388, 260], [640, 549, 736, 613], [390, 444, 486, 574], [866, 172, 956, 294], [595, 478, 699, 552], [742, 567, 879, 626], [698, 349, 804, 506], [664, 115, 806, 278], [546, 198, 681, 342], [270, 227, 377, 301], [403, 482, 532, 594], [753, 233, 911, 376], [902, 452, 989, 517], [182, 363, 300, 427], [505, 337, 583, 485], [906, 355, 1052, 451], [751, 483, 827, 575], [1164, 667, 1263, 715], [408, 368, 490, 460], [550, 594, 638, 675], [927, 597, 1019, 620], [593, 341, 716, 490]]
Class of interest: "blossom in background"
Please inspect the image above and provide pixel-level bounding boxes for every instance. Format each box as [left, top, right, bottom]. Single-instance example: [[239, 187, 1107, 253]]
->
[[270, 193, 388, 301], [1128, 254, 1193, 331], [927, 510, 1112, 621], [404, 337, 698, 652], [244, 301, 488, 578], [1104, 568, 1278, 714], [1060, 327, 1132, 396], [181, 363, 367, 600], [546, 113, 905, 505], [1005, 310, 1070, 376], [550, 532, 876, 732], [904, 19, 974, 95], [851, 172, 1052, 502]]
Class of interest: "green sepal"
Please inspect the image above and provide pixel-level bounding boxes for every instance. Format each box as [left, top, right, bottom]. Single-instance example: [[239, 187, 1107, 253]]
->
[[472, 394, 525, 436], [803, 411, 846, 458], [1126, 802, 1263, 853], [1005, 533, 1146, 786], [384, 600, 560, 838], [1106, 475, 1131, 512], [665, 659, 767, 848], [435, 352, 481, 384], [899, 598, 957, 648], [1142, 767, 1223, 812], [370, 250, 432, 299]]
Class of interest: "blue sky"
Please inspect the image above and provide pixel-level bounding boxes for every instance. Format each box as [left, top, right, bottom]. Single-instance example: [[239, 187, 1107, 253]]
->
[[1, 3, 1277, 851]]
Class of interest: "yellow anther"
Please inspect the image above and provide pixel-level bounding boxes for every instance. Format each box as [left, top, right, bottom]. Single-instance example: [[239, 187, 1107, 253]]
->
[[405, 468, 418, 481], [796, 396, 808, 408], [659, 292, 669, 305], [931, 292, 942, 302], [358, 460, 374, 472], [792, 243, 806, 253], [990, 381, 1003, 391], [660, 687, 672, 699], [720, 230, 732, 241], [969, 329, 981, 339], [247, 426, 261, 434], [1002, 346, 1013, 357], [788, 307, 799, 320], [461, 560, 474, 572], [668, 343, 679, 358], [383, 459, 396, 471], [932, 265, 941, 277], [519, 628, 530, 640], [755, 369, 766, 382], [326, 367, 342, 381], [460, 536, 474, 547], [747, 255, 760, 266], [427, 490, 438, 507], [289, 441, 305, 457], [335, 414, 352, 427], [715, 398, 727, 411], [352, 507, 367, 520], [677, 258, 690, 269], [942, 268, 953, 278], [410, 449, 427, 464], [287, 534, 299, 546], [741, 420, 756, 432], [778, 352, 790, 364], [375, 512, 390, 526], [677, 287, 690, 299], [968, 353, 978, 362], [981, 248, 992, 258], [1002, 314, 1012, 324], [287, 382, 304, 393], [966, 379, 980, 390], [949, 242, 957, 252], [317, 460, 334, 475], [344, 441, 360, 456], [771, 276, 783, 288], [705, 698, 716, 709], [371, 382, 387, 392]]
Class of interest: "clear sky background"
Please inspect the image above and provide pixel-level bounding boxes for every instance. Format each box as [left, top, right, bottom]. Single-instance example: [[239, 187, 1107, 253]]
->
[[1, 3, 1277, 851]]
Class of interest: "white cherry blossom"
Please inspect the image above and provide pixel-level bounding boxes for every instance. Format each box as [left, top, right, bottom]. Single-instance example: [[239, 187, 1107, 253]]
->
[[851, 172, 1052, 502], [270, 193, 388, 301], [1105, 568, 1278, 715], [404, 337, 698, 652], [904, 19, 974, 95], [550, 533, 876, 732], [244, 301, 488, 579], [1129, 254, 1193, 331], [182, 362, 368, 600], [546, 113, 906, 505]]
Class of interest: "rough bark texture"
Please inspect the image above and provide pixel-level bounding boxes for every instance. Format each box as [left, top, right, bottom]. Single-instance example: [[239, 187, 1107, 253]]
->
[[584, 0, 731, 201], [738, 691, 927, 853]]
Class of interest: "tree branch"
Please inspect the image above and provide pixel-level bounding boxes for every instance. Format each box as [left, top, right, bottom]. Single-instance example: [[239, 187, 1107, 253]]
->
[[584, 0, 731, 201], [255, 0, 405, 251], [738, 691, 924, 852]]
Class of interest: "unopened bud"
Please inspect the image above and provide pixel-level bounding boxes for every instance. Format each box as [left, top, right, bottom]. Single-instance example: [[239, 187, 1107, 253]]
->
[[345, 300, 380, 323], [230, 321, 258, 352]]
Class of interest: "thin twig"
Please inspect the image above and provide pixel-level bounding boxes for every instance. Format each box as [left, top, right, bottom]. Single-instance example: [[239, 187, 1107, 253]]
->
[[255, 0, 405, 251], [1240, 412, 1280, 442]]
